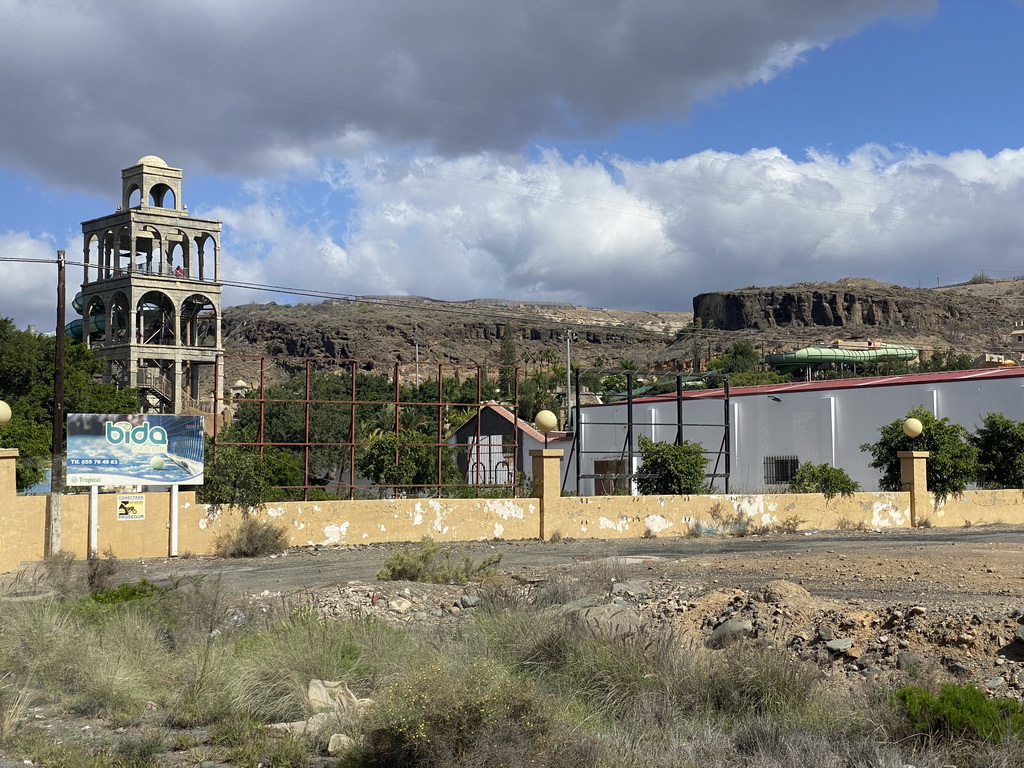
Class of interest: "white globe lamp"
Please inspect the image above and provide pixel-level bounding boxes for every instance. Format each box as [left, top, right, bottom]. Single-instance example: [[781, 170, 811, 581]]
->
[[0, 400, 11, 427], [535, 409, 558, 447], [903, 417, 923, 438]]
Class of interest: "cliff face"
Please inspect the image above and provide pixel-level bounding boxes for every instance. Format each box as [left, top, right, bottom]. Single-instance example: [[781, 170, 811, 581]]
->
[[693, 285, 968, 333], [222, 301, 688, 367]]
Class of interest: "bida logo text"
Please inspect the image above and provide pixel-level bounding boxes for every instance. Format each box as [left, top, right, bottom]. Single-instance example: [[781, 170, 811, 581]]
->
[[105, 421, 167, 453]]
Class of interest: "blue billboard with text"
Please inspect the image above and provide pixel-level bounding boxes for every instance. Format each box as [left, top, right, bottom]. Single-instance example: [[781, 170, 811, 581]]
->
[[66, 414, 204, 486]]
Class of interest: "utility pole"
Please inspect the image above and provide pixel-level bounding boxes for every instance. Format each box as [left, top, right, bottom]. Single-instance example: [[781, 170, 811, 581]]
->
[[564, 330, 578, 429], [46, 250, 66, 556]]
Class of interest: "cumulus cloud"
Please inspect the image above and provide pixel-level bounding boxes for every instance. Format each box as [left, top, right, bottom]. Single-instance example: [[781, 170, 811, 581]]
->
[[0, 230, 67, 331], [221, 143, 1022, 310], [0, 0, 932, 191], [7, 140, 1024, 325]]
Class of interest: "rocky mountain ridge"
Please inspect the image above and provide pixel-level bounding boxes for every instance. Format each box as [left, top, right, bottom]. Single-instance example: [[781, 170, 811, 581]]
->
[[221, 278, 1024, 378]]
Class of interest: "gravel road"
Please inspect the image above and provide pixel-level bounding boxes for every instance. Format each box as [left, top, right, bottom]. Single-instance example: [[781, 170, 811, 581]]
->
[[117, 523, 1024, 612]]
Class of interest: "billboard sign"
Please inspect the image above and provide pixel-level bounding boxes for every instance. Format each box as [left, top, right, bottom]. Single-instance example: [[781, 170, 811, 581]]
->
[[67, 414, 204, 486]]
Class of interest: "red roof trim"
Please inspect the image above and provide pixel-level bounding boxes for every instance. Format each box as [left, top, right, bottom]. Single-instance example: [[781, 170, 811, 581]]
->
[[478, 402, 572, 443], [591, 366, 1024, 406]]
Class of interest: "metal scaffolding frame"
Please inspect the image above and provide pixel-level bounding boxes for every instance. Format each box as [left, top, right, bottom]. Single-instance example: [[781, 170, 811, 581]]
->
[[567, 369, 731, 495]]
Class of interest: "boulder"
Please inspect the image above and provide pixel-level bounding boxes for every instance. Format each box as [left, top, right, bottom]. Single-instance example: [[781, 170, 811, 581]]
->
[[707, 618, 753, 649]]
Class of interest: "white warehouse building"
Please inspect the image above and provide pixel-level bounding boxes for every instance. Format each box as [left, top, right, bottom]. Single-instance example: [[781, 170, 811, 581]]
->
[[562, 366, 1024, 495]]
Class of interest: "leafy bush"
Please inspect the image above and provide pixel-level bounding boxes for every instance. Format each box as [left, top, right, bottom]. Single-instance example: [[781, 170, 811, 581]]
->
[[215, 516, 289, 558], [788, 462, 859, 499], [860, 407, 978, 502], [896, 683, 1024, 744], [636, 435, 709, 495], [91, 578, 167, 605], [197, 443, 267, 509], [970, 412, 1024, 489], [376, 537, 501, 583]]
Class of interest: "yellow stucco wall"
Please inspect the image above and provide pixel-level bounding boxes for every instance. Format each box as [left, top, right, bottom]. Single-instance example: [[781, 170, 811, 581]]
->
[[0, 492, 540, 573], [3, 486, 1024, 574], [545, 489, 1024, 539]]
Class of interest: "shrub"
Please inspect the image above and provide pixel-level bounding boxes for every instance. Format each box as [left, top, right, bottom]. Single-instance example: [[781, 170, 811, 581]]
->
[[90, 578, 167, 605], [895, 683, 1024, 744], [860, 407, 978, 502], [349, 658, 601, 768], [376, 537, 501, 584], [215, 516, 289, 558], [86, 549, 120, 594], [788, 462, 859, 499], [635, 435, 709, 495], [228, 616, 365, 723], [970, 412, 1024, 489]]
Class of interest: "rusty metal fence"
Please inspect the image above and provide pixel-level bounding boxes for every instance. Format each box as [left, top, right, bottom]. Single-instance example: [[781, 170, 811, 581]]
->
[[212, 354, 523, 500]]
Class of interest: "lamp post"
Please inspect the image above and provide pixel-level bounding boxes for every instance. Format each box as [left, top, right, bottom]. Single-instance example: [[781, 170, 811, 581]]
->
[[535, 409, 558, 448], [900, 417, 927, 527]]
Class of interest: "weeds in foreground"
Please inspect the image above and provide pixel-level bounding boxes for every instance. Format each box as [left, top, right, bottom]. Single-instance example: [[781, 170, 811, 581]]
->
[[345, 657, 601, 768], [376, 536, 502, 583], [87, 549, 120, 593], [7, 726, 164, 768], [5, 566, 1024, 768], [0, 673, 28, 740], [835, 516, 867, 531], [215, 515, 290, 557]]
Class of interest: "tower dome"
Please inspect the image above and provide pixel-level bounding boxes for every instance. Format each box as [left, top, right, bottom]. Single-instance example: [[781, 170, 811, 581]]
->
[[136, 155, 168, 167]]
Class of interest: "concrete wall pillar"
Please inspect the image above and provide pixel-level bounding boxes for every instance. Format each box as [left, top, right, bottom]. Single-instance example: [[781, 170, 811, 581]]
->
[[898, 450, 929, 527], [530, 448, 563, 540], [0, 448, 19, 500]]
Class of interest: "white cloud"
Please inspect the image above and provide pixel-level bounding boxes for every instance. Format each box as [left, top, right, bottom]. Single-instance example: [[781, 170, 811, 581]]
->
[[9, 140, 1024, 327], [0, 230, 91, 331], [203, 143, 1024, 310]]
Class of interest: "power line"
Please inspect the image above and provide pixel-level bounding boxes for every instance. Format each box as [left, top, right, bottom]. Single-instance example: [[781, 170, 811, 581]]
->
[[1, 254, 1012, 357]]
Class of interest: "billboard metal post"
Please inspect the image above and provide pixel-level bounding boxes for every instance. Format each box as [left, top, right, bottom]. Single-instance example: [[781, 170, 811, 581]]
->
[[88, 485, 98, 558], [170, 484, 179, 557]]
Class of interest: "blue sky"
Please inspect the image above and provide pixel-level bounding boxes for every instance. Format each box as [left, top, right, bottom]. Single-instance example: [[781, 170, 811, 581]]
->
[[2, 0, 1024, 331]]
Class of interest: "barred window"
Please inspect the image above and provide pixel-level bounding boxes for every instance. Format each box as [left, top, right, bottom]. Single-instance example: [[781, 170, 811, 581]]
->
[[764, 455, 799, 485]]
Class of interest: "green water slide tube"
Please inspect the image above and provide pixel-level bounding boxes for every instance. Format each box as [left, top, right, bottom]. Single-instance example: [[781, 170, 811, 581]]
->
[[65, 292, 127, 340], [761, 344, 918, 373]]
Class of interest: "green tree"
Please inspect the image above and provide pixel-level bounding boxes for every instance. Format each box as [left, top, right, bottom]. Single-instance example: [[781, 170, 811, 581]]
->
[[722, 370, 790, 388], [919, 348, 974, 373], [357, 430, 462, 494], [0, 318, 139, 489], [707, 342, 758, 374], [199, 437, 313, 506], [635, 435, 709, 495], [517, 371, 557, 422], [860, 407, 978, 502], [788, 462, 859, 500], [970, 413, 1024, 489]]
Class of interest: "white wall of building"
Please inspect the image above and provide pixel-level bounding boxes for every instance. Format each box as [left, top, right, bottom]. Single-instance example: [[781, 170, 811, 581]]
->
[[567, 369, 1024, 494]]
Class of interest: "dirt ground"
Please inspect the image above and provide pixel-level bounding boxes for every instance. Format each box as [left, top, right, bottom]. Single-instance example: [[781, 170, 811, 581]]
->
[[4, 523, 1024, 767], [112, 523, 1024, 611]]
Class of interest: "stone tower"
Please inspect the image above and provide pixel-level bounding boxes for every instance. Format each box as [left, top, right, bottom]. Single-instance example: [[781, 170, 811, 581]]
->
[[78, 156, 223, 413]]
